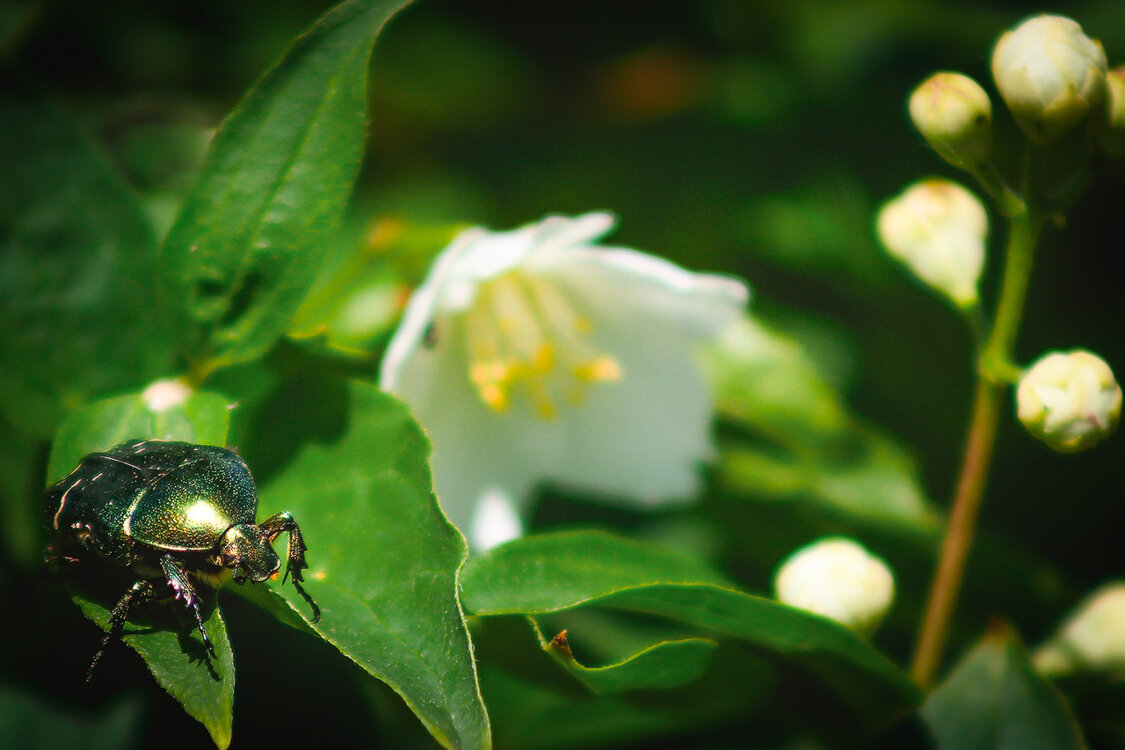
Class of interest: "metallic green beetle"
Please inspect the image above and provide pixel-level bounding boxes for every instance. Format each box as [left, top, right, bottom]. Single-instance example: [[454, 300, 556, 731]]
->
[[44, 439, 320, 680]]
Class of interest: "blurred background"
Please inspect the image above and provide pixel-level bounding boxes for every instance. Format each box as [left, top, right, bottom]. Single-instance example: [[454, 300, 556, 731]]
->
[[2, 0, 1124, 746]]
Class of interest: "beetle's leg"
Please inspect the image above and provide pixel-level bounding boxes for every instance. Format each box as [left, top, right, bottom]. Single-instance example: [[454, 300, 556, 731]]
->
[[159, 554, 215, 658], [258, 512, 308, 583], [43, 543, 80, 568], [259, 512, 320, 622], [88, 579, 155, 682]]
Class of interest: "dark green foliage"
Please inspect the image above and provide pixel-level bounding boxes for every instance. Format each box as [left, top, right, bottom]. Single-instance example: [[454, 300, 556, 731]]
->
[[0, 76, 172, 437], [921, 627, 1087, 750], [2, 1, 1122, 749]]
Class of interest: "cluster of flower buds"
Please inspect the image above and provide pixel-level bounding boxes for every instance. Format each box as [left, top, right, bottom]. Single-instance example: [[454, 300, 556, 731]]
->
[[909, 15, 1116, 160], [882, 14, 1116, 306], [877, 14, 1122, 454]]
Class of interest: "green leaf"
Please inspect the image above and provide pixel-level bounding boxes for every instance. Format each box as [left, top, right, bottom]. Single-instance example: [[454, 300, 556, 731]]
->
[[704, 315, 941, 534], [921, 626, 1087, 750], [534, 617, 719, 694], [719, 431, 942, 533], [480, 665, 700, 750], [74, 594, 236, 750], [703, 315, 851, 445], [0, 414, 43, 567], [46, 390, 238, 748], [158, 0, 413, 370], [473, 617, 771, 750], [257, 381, 491, 750], [461, 530, 919, 730], [0, 683, 142, 750], [0, 75, 172, 437], [287, 220, 462, 354], [46, 390, 231, 484]]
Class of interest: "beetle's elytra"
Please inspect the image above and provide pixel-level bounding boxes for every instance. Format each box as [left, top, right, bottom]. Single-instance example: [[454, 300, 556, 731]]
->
[[44, 439, 319, 680]]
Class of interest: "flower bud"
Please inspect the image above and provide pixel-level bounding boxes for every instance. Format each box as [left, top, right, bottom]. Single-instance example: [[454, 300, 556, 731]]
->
[[774, 537, 895, 636], [1093, 67, 1125, 158], [909, 72, 993, 169], [1017, 350, 1122, 452], [991, 14, 1107, 143], [875, 179, 987, 308], [1034, 582, 1125, 677], [142, 377, 192, 412]]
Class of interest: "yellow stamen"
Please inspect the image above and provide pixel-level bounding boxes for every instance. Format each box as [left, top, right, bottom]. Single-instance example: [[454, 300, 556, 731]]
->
[[464, 273, 622, 418], [574, 356, 622, 382], [480, 383, 509, 411], [532, 344, 555, 374]]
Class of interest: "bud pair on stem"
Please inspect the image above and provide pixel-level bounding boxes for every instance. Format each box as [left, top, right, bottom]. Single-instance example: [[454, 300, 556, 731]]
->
[[874, 14, 1122, 688]]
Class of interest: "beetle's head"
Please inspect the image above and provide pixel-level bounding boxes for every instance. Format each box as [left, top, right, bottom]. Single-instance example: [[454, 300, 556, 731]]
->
[[218, 523, 280, 583]]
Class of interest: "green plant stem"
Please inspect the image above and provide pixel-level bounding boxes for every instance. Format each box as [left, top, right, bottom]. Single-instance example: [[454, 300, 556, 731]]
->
[[910, 201, 1040, 689], [969, 163, 1023, 218], [983, 213, 1039, 380]]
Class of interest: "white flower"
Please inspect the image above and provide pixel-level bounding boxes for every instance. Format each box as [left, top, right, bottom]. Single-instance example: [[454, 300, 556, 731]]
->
[[1035, 582, 1125, 677], [875, 179, 988, 308], [1017, 349, 1121, 452], [774, 537, 895, 636], [379, 212, 748, 549], [991, 14, 1106, 143]]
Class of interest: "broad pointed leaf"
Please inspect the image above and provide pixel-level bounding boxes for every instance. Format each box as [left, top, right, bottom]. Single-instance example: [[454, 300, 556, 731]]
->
[[74, 595, 235, 749], [158, 0, 413, 369], [535, 618, 719, 695], [258, 381, 491, 749], [461, 530, 919, 730], [921, 626, 1087, 750], [472, 616, 770, 750]]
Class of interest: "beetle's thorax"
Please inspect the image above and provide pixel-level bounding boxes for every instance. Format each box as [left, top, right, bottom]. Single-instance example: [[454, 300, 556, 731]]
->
[[217, 523, 280, 583]]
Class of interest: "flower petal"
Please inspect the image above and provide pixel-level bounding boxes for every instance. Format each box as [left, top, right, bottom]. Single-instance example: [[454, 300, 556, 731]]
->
[[539, 245, 749, 337], [380, 212, 750, 548], [548, 322, 718, 504]]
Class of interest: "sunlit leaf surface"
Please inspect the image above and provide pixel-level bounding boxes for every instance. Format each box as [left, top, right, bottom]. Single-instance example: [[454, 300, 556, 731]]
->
[[258, 382, 491, 749], [462, 530, 919, 729], [159, 0, 414, 369]]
